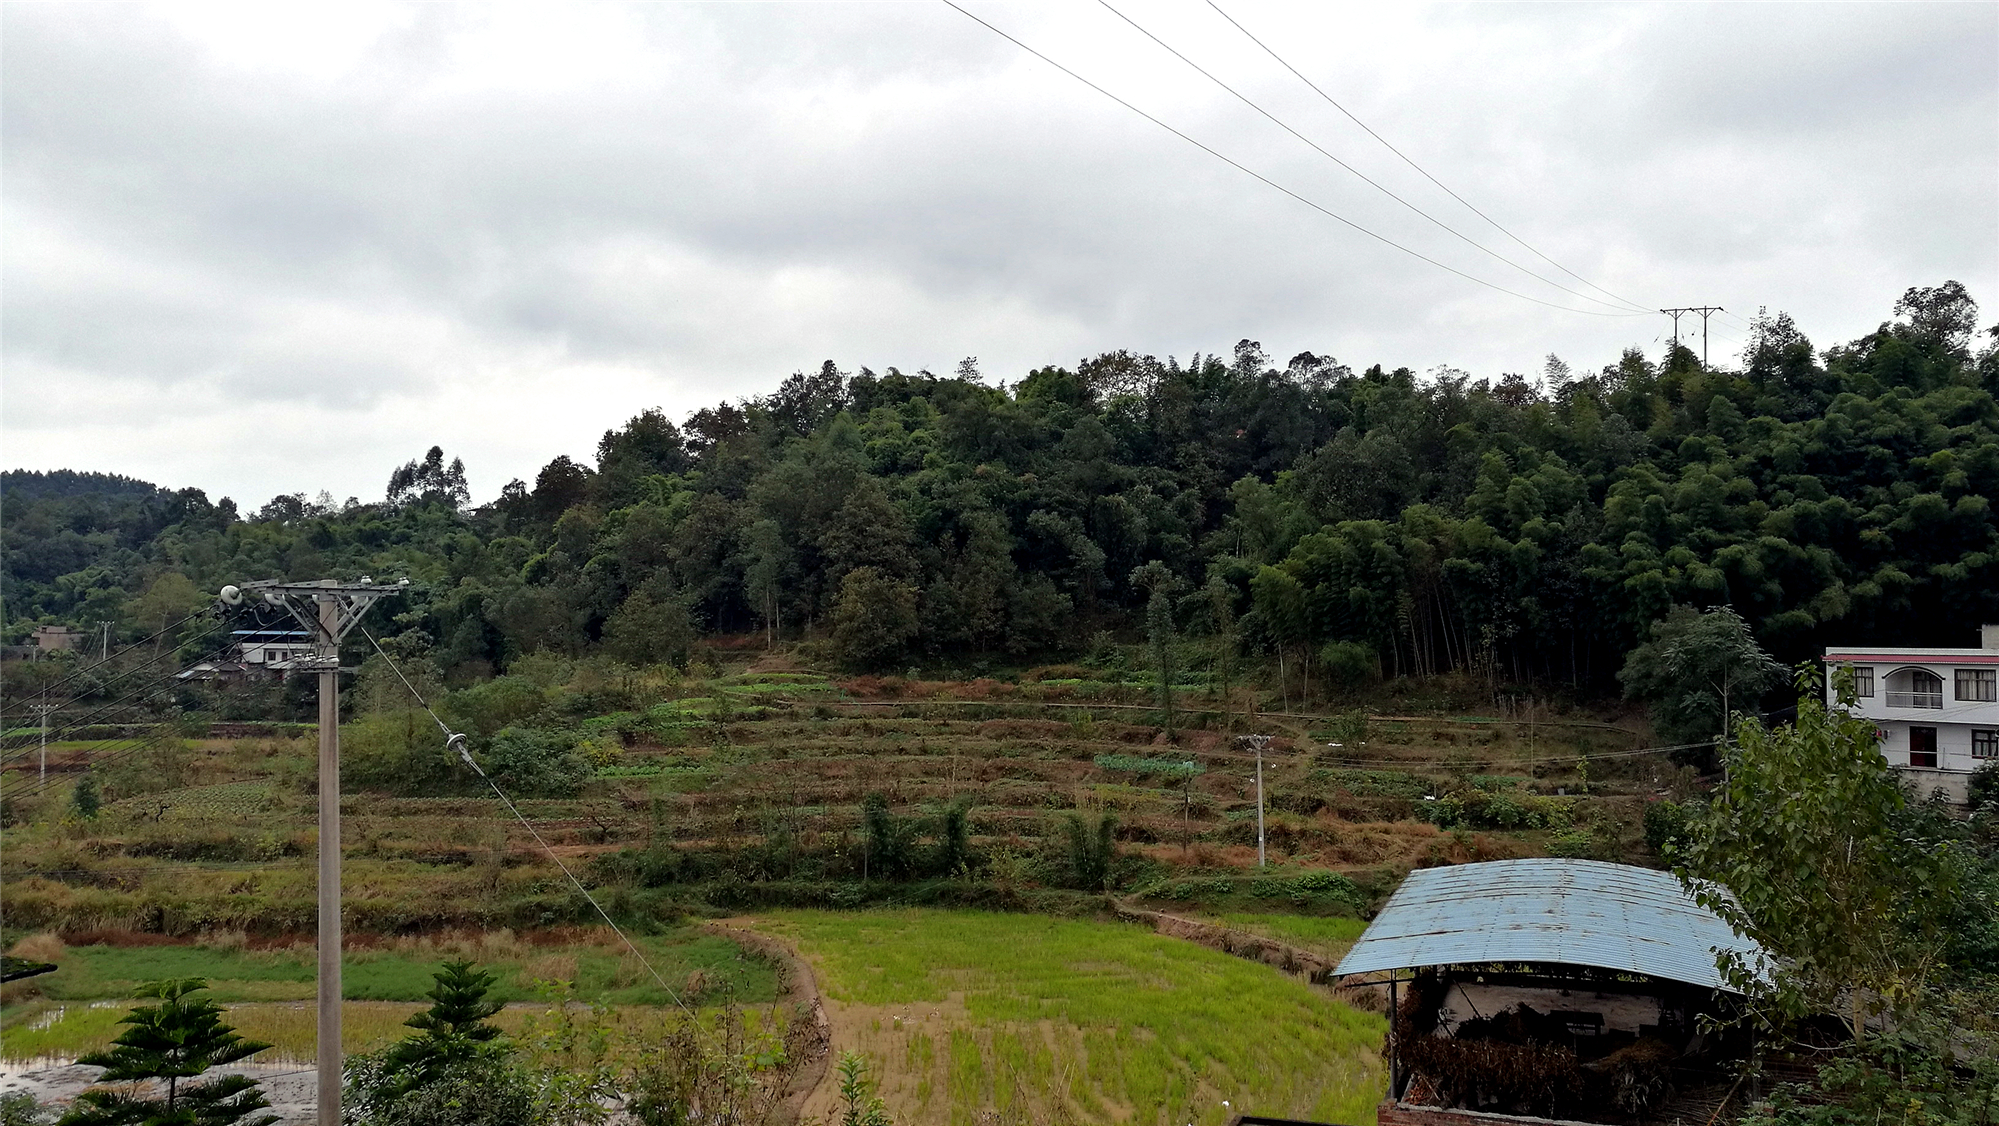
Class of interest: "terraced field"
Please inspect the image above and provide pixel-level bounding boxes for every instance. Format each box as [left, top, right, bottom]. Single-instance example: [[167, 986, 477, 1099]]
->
[[3, 656, 1668, 1119], [2, 661, 1664, 939]]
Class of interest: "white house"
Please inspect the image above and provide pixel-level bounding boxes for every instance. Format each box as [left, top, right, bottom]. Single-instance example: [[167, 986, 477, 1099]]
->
[[232, 629, 317, 669], [1823, 624, 1999, 803]]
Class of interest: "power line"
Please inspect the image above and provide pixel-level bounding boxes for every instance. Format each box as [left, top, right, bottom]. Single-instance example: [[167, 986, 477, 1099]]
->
[[1096, 0, 1650, 317], [1661, 305, 1726, 367], [0, 629, 266, 801], [3, 605, 225, 714], [355, 627, 719, 1044], [940, 0, 1657, 318], [1203, 0, 1658, 317], [0, 605, 250, 754]]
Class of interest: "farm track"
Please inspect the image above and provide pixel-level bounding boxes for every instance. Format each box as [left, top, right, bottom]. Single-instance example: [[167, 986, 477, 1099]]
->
[[700, 920, 832, 1126]]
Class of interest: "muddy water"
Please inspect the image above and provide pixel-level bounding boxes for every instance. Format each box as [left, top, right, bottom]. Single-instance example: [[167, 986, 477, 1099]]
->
[[0, 1059, 318, 1123]]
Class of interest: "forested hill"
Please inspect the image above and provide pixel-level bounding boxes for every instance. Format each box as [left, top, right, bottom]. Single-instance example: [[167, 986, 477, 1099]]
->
[[6, 282, 1998, 692]]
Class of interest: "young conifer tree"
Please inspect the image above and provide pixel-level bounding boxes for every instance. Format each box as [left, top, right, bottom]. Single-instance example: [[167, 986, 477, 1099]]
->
[[382, 960, 507, 1090], [61, 979, 275, 1126]]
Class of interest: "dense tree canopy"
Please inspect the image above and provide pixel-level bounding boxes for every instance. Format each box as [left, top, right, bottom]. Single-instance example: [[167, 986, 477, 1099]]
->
[[6, 285, 1997, 696]]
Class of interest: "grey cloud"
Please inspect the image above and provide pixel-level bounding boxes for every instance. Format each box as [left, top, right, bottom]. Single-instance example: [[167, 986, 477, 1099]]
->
[[2, 1, 1993, 502]]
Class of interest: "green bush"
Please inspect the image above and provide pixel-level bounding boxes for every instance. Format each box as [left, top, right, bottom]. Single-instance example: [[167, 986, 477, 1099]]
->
[[443, 677, 550, 737], [344, 1057, 540, 1126], [1318, 641, 1379, 689], [480, 727, 591, 797], [1970, 761, 1999, 811], [0, 1092, 49, 1126], [1642, 799, 1692, 856], [1547, 829, 1601, 859], [1424, 789, 1569, 832]]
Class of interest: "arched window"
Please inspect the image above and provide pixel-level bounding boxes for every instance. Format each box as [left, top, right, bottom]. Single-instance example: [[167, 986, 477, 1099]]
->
[[1885, 668, 1944, 709]]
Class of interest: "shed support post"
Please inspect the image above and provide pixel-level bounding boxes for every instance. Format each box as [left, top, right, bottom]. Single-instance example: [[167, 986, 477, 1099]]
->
[[1388, 973, 1400, 1101]]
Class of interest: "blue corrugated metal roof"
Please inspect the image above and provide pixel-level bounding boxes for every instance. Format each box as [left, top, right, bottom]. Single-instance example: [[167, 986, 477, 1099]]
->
[[1332, 858, 1763, 992]]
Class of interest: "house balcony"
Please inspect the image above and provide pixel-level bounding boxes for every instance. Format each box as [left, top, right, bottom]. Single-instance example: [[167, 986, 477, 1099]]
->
[[1885, 691, 1943, 709]]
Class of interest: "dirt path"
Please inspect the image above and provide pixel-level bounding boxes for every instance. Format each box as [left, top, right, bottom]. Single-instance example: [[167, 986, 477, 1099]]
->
[[701, 920, 831, 1126]]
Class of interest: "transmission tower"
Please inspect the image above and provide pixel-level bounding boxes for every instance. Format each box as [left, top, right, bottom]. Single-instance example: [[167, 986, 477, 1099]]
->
[[230, 578, 403, 1126], [1661, 306, 1725, 368]]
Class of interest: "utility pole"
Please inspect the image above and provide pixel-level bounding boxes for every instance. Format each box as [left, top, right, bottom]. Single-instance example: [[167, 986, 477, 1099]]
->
[[99, 622, 113, 662], [1241, 734, 1271, 868], [33, 704, 55, 786], [1660, 306, 1725, 368], [229, 578, 402, 1126]]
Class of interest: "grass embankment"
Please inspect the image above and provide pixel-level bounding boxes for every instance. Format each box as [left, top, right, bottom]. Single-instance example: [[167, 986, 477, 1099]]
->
[[1209, 913, 1369, 963], [7, 928, 770, 1004], [759, 908, 1384, 1126]]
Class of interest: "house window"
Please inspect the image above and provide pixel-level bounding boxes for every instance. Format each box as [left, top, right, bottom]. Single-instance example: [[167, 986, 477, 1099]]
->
[[1956, 668, 1998, 702], [1887, 668, 1944, 709], [1975, 730, 1998, 759], [1852, 666, 1874, 698]]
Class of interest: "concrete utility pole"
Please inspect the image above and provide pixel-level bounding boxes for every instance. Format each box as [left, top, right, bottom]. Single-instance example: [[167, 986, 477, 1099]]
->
[[1241, 734, 1272, 868], [232, 578, 402, 1126], [1661, 306, 1725, 368], [99, 622, 113, 662], [33, 704, 55, 786]]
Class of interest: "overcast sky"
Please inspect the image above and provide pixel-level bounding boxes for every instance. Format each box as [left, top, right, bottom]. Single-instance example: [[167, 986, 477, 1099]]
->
[[5, 2, 1995, 508]]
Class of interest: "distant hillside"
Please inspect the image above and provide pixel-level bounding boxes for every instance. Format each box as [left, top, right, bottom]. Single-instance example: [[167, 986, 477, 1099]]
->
[[2, 469, 167, 503], [1, 282, 1995, 685]]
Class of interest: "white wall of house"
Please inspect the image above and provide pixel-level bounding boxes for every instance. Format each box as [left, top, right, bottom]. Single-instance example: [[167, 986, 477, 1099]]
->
[[1824, 630, 1999, 802]]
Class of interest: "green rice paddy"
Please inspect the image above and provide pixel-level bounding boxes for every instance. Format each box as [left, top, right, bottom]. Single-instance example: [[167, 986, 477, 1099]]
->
[[760, 908, 1384, 1126]]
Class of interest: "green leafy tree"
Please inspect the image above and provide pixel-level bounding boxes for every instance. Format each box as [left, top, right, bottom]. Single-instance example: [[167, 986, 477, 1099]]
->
[[603, 588, 694, 668], [344, 962, 533, 1126], [1619, 605, 1786, 763], [860, 793, 917, 881], [741, 518, 789, 647], [1676, 667, 1954, 1038], [128, 573, 206, 648], [830, 567, 919, 671], [70, 773, 100, 820], [932, 800, 973, 877], [1204, 575, 1239, 725], [60, 978, 276, 1126], [1131, 563, 1181, 739]]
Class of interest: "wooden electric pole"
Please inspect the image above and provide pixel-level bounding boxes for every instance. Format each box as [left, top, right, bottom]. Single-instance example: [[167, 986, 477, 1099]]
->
[[234, 578, 402, 1126]]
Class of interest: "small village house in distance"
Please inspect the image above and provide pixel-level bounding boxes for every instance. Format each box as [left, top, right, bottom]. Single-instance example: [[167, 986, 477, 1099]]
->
[[31, 624, 88, 654], [1824, 623, 1999, 804]]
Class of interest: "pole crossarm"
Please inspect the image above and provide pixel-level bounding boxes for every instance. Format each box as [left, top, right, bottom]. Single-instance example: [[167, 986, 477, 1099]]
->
[[1661, 306, 1725, 368], [240, 579, 406, 650]]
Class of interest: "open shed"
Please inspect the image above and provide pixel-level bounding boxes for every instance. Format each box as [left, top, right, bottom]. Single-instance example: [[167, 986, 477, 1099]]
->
[[1336, 858, 1767, 1125]]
